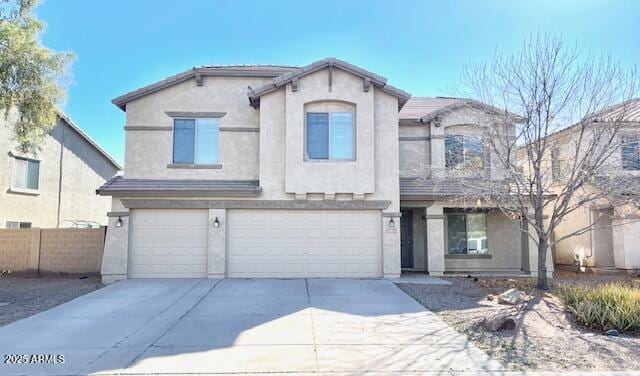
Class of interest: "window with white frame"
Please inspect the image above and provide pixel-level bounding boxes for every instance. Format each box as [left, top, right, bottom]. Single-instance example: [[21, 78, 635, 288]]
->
[[446, 211, 488, 255], [173, 118, 219, 164], [6, 221, 31, 229], [12, 157, 39, 190], [621, 136, 640, 171], [305, 112, 354, 160], [445, 135, 485, 170]]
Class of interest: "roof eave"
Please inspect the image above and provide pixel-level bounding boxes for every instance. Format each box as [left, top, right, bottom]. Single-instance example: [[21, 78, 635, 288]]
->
[[56, 111, 122, 170], [248, 58, 411, 108], [112, 66, 297, 112], [97, 188, 262, 197]]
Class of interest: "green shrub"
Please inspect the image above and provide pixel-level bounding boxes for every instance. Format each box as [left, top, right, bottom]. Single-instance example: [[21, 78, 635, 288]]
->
[[560, 283, 640, 333]]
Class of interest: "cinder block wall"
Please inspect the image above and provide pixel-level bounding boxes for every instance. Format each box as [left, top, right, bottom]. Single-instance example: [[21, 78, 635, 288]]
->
[[0, 227, 106, 274], [39, 228, 105, 273], [0, 229, 38, 271]]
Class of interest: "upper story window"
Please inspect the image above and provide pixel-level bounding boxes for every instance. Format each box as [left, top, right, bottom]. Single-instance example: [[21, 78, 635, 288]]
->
[[445, 135, 485, 170], [12, 156, 39, 190], [621, 136, 640, 171], [173, 118, 219, 164], [305, 112, 354, 160]]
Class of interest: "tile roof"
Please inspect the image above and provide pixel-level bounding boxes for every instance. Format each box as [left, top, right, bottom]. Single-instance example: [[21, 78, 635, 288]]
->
[[248, 57, 411, 108], [399, 97, 464, 120], [592, 98, 640, 123], [97, 176, 261, 197], [399, 97, 520, 122], [400, 177, 546, 199], [400, 178, 478, 198]]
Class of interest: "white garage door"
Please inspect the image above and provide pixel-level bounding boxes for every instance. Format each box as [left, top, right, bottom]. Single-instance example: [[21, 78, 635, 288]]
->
[[129, 209, 208, 278], [227, 210, 381, 278]]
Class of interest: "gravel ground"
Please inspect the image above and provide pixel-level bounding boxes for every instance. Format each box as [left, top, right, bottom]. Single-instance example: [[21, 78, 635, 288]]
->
[[0, 274, 103, 327], [397, 271, 640, 372]]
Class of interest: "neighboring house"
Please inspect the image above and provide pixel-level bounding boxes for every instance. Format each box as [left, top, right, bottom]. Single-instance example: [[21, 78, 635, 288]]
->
[[538, 99, 640, 272], [98, 57, 550, 282], [0, 110, 121, 228]]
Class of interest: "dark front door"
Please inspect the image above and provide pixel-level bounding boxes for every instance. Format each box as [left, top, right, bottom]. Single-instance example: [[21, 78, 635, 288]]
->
[[400, 210, 413, 268]]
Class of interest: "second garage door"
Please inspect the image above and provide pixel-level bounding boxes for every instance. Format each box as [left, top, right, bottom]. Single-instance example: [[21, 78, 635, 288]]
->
[[129, 209, 208, 278], [227, 210, 381, 278]]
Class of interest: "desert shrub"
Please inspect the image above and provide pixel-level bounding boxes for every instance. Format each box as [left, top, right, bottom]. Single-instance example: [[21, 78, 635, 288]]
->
[[560, 283, 640, 333]]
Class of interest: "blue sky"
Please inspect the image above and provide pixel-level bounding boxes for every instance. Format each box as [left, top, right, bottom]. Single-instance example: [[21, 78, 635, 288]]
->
[[35, 0, 639, 164]]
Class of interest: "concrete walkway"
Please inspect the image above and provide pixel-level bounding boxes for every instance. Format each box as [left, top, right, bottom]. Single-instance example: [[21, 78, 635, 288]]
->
[[0, 278, 502, 375]]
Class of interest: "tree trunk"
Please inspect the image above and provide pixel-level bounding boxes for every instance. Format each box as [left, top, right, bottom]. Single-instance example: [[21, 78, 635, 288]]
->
[[536, 236, 549, 290]]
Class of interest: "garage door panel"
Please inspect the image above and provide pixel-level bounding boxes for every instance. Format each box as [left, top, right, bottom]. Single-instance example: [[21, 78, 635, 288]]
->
[[228, 210, 381, 278], [129, 209, 208, 278]]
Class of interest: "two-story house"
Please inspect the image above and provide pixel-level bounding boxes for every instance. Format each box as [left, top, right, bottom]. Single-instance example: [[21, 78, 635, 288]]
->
[[1, 110, 121, 228], [98, 58, 549, 282], [543, 99, 640, 272]]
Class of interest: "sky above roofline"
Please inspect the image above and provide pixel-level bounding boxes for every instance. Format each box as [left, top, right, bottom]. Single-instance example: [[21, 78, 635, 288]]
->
[[35, 0, 640, 164]]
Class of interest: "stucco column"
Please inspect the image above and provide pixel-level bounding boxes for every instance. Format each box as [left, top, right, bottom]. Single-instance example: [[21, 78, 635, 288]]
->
[[101, 214, 129, 283], [426, 205, 445, 276], [207, 209, 226, 278], [382, 214, 401, 279]]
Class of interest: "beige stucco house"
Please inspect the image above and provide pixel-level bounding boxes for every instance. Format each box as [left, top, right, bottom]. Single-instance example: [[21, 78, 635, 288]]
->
[[99, 58, 550, 283], [1, 110, 121, 228], [539, 99, 640, 272]]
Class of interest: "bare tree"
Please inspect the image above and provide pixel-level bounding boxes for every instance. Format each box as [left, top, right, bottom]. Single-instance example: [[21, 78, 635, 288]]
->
[[446, 34, 639, 290]]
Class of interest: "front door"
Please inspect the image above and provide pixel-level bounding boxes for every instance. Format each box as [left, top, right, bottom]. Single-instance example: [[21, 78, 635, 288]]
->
[[400, 210, 413, 268]]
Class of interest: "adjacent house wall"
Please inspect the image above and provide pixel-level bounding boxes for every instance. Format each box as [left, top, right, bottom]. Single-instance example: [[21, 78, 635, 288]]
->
[[0, 111, 118, 228], [536, 123, 640, 271]]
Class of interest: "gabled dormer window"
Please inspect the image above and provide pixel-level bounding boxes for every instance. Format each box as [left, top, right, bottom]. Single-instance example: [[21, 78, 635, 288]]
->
[[305, 112, 354, 160], [172, 118, 219, 164]]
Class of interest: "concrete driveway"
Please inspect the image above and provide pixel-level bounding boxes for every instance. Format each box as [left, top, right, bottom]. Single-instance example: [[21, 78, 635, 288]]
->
[[0, 278, 502, 375]]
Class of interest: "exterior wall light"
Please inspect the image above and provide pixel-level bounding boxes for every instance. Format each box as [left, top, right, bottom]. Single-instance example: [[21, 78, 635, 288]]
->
[[389, 218, 395, 228], [115, 216, 123, 227], [213, 217, 220, 228]]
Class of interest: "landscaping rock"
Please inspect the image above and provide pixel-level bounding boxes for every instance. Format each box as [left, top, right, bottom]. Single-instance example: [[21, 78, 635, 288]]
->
[[604, 329, 619, 337], [483, 312, 517, 332], [487, 294, 495, 301], [498, 288, 526, 305]]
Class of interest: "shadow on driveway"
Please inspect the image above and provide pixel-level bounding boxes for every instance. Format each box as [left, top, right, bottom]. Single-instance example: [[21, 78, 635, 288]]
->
[[0, 278, 502, 375]]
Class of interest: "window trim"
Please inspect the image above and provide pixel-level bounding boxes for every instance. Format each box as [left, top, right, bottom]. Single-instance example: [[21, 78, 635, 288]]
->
[[171, 117, 220, 166], [445, 211, 489, 255], [444, 134, 487, 171], [10, 156, 40, 193], [304, 111, 356, 162]]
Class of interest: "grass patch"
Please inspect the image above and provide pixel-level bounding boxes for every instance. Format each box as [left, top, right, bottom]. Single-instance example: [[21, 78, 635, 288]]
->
[[560, 283, 640, 333]]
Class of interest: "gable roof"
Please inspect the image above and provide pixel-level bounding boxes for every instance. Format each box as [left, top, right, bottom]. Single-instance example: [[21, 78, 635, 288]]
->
[[57, 112, 122, 170], [112, 65, 299, 111], [247, 58, 411, 108], [591, 98, 640, 123], [399, 97, 520, 123], [522, 98, 640, 146]]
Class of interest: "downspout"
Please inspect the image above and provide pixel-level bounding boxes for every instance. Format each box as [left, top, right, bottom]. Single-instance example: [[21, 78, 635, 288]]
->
[[56, 122, 65, 227]]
